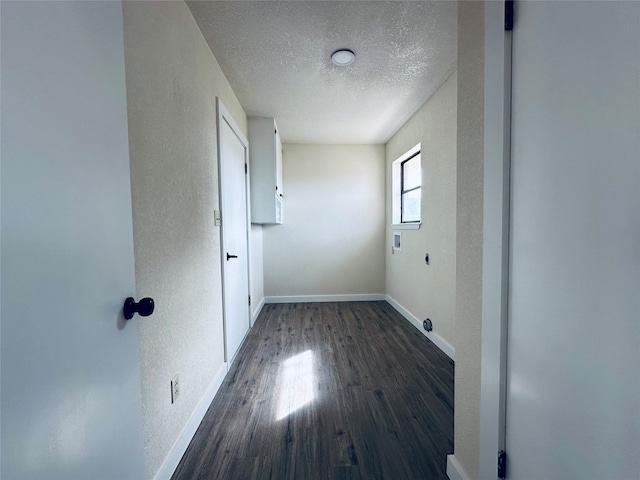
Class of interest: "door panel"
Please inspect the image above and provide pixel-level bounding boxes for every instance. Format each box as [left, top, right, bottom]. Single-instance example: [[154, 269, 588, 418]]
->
[[218, 102, 251, 363], [1, 2, 145, 478], [507, 1, 640, 478]]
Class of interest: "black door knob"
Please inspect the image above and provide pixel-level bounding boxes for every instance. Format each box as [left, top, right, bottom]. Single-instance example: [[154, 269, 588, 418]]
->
[[226, 253, 238, 261], [123, 297, 155, 320]]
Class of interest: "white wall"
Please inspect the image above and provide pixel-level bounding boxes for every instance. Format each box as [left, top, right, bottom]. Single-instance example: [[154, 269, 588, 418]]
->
[[453, 2, 485, 478], [122, 2, 247, 478], [263, 144, 386, 298], [385, 72, 457, 352]]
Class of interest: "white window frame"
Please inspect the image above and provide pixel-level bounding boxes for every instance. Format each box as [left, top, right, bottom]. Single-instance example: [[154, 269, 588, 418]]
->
[[392, 143, 422, 230]]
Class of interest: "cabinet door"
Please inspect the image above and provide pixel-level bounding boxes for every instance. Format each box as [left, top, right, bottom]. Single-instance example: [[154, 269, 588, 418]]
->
[[249, 117, 283, 224]]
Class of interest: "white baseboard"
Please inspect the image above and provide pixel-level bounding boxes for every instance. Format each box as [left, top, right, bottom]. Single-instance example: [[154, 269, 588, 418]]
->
[[385, 295, 455, 361], [447, 455, 471, 480], [153, 362, 228, 480], [265, 294, 386, 304], [251, 296, 265, 326]]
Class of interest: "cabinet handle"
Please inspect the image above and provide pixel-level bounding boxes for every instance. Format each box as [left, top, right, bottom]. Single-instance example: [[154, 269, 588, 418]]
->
[[226, 253, 238, 261]]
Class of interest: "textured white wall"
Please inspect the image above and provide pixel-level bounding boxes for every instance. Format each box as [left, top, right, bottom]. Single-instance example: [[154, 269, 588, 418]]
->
[[385, 72, 457, 349], [263, 144, 386, 297], [455, 2, 485, 478], [122, 2, 247, 478]]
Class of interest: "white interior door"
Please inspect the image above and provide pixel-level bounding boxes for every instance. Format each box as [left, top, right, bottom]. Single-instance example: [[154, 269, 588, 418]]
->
[[1, 2, 145, 478], [218, 99, 251, 364], [506, 1, 640, 478]]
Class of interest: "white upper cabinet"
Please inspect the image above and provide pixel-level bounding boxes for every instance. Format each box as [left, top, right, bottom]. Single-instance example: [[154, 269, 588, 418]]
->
[[248, 117, 283, 224]]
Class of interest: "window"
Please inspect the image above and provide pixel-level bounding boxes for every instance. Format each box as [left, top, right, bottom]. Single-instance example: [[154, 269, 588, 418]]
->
[[400, 152, 421, 223], [392, 144, 421, 228]]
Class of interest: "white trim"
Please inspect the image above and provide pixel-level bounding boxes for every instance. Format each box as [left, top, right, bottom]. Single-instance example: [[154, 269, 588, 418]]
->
[[391, 223, 421, 230], [265, 294, 386, 304], [392, 143, 422, 225], [385, 295, 455, 361], [399, 142, 421, 161], [251, 296, 265, 325], [153, 363, 228, 480], [447, 455, 471, 480], [479, 2, 511, 478]]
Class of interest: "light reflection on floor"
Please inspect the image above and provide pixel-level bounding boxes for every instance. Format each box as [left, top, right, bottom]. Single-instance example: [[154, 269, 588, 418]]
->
[[275, 349, 316, 421]]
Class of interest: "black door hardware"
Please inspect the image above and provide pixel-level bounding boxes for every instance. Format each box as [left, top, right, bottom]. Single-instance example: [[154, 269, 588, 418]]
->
[[123, 297, 155, 320], [226, 253, 238, 261]]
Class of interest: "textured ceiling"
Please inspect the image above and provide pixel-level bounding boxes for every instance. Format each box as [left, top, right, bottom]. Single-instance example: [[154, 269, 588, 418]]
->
[[187, 1, 457, 144]]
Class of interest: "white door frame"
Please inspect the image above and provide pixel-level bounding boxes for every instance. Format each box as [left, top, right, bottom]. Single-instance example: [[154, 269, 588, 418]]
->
[[216, 98, 252, 364], [479, 2, 511, 478]]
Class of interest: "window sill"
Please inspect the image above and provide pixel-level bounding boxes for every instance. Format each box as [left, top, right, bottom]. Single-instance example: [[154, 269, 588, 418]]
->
[[392, 223, 421, 230]]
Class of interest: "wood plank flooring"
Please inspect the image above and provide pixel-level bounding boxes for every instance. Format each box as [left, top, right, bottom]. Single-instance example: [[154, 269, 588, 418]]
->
[[172, 301, 454, 479]]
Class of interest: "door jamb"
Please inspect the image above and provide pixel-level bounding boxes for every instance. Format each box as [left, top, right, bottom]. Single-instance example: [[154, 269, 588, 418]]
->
[[479, 2, 512, 478], [216, 97, 252, 364]]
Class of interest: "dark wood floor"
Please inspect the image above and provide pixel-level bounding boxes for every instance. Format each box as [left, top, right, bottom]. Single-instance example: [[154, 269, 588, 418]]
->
[[172, 301, 454, 479]]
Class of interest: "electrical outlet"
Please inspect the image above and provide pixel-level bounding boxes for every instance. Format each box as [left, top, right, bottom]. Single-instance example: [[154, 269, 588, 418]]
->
[[171, 374, 180, 403]]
